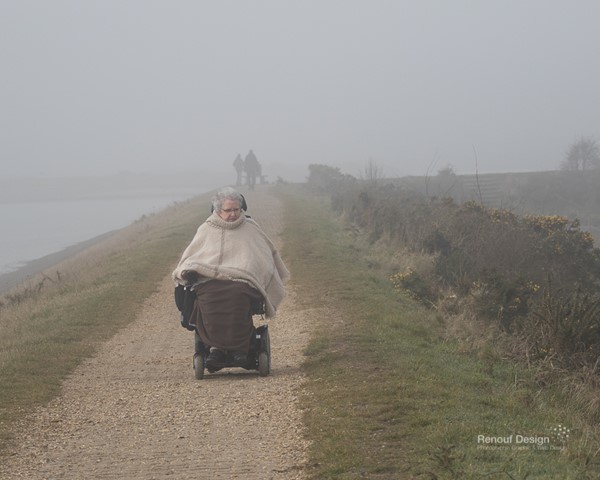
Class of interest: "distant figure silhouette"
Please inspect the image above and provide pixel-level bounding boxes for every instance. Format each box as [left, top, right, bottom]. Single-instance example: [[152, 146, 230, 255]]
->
[[233, 154, 244, 186], [244, 150, 261, 190]]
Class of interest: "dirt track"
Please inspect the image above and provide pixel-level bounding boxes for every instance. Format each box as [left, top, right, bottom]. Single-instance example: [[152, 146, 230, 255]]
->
[[0, 190, 310, 479]]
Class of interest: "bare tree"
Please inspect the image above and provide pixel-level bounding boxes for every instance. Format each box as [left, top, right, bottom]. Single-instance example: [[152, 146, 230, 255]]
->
[[437, 164, 456, 177], [561, 137, 600, 171], [360, 158, 384, 183], [437, 163, 457, 198]]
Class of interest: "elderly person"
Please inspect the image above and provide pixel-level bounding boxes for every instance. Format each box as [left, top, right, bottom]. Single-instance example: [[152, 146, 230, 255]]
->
[[172, 186, 289, 368]]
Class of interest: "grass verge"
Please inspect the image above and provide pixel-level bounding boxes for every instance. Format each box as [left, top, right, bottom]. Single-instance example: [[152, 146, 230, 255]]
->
[[278, 185, 600, 480], [0, 192, 211, 452]]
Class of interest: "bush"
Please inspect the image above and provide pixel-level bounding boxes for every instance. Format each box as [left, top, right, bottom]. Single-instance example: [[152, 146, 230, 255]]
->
[[318, 171, 600, 373], [526, 285, 600, 369], [390, 268, 436, 306]]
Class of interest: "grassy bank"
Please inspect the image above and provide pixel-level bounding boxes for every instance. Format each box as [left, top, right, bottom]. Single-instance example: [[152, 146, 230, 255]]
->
[[278, 186, 599, 479], [2, 184, 599, 478], [0, 192, 211, 451]]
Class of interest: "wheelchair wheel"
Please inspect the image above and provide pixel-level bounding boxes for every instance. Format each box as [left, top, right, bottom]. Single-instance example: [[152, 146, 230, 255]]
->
[[193, 353, 205, 380], [259, 326, 271, 376], [258, 351, 270, 377]]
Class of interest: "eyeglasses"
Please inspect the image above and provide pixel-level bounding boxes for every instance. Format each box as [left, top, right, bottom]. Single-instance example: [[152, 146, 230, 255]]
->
[[221, 208, 241, 214]]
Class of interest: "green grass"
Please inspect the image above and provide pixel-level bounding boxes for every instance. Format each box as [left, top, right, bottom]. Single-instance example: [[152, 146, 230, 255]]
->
[[277, 185, 600, 479], [2, 184, 599, 478], [0, 193, 211, 450]]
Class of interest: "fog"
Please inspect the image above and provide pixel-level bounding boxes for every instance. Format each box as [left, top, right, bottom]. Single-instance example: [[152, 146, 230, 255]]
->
[[2, 0, 600, 184]]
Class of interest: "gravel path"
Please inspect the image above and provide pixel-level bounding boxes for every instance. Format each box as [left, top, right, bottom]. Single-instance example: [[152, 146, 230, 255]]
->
[[0, 190, 310, 479]]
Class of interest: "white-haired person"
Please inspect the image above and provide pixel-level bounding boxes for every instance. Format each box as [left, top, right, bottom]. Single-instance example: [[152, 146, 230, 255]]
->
[[172, 187, 289, 368]]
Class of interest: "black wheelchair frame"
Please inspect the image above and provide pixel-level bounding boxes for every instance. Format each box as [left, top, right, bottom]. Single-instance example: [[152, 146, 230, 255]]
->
[[175, 284, 271, 379]]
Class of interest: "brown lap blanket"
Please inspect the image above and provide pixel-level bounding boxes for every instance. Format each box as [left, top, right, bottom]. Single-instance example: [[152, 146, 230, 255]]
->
[[191, 279, 263, 353]]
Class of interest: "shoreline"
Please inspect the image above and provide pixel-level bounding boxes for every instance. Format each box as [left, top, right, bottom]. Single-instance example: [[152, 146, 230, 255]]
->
[[0, 186, 212, 297], [0, 230, 118, 295]]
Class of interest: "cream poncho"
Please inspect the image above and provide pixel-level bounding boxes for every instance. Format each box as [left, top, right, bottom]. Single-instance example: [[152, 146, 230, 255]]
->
[[172, 212, 290, 318]]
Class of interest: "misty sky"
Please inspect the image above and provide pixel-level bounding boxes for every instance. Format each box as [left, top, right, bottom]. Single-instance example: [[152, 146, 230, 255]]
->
[[2, 0, 600, 182]]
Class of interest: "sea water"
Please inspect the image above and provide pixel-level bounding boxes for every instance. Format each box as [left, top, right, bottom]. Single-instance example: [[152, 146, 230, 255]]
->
[[0, 191, 199, 274]]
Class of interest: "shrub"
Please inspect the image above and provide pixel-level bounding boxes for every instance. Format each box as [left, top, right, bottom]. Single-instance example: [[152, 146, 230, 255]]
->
[[390, 268, 436, 306], [526, 285, 600, 369], [321, 174, 600, 373]]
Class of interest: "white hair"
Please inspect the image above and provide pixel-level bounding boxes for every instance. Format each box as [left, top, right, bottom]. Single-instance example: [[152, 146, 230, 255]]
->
[[211, 186, 244, 212]]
